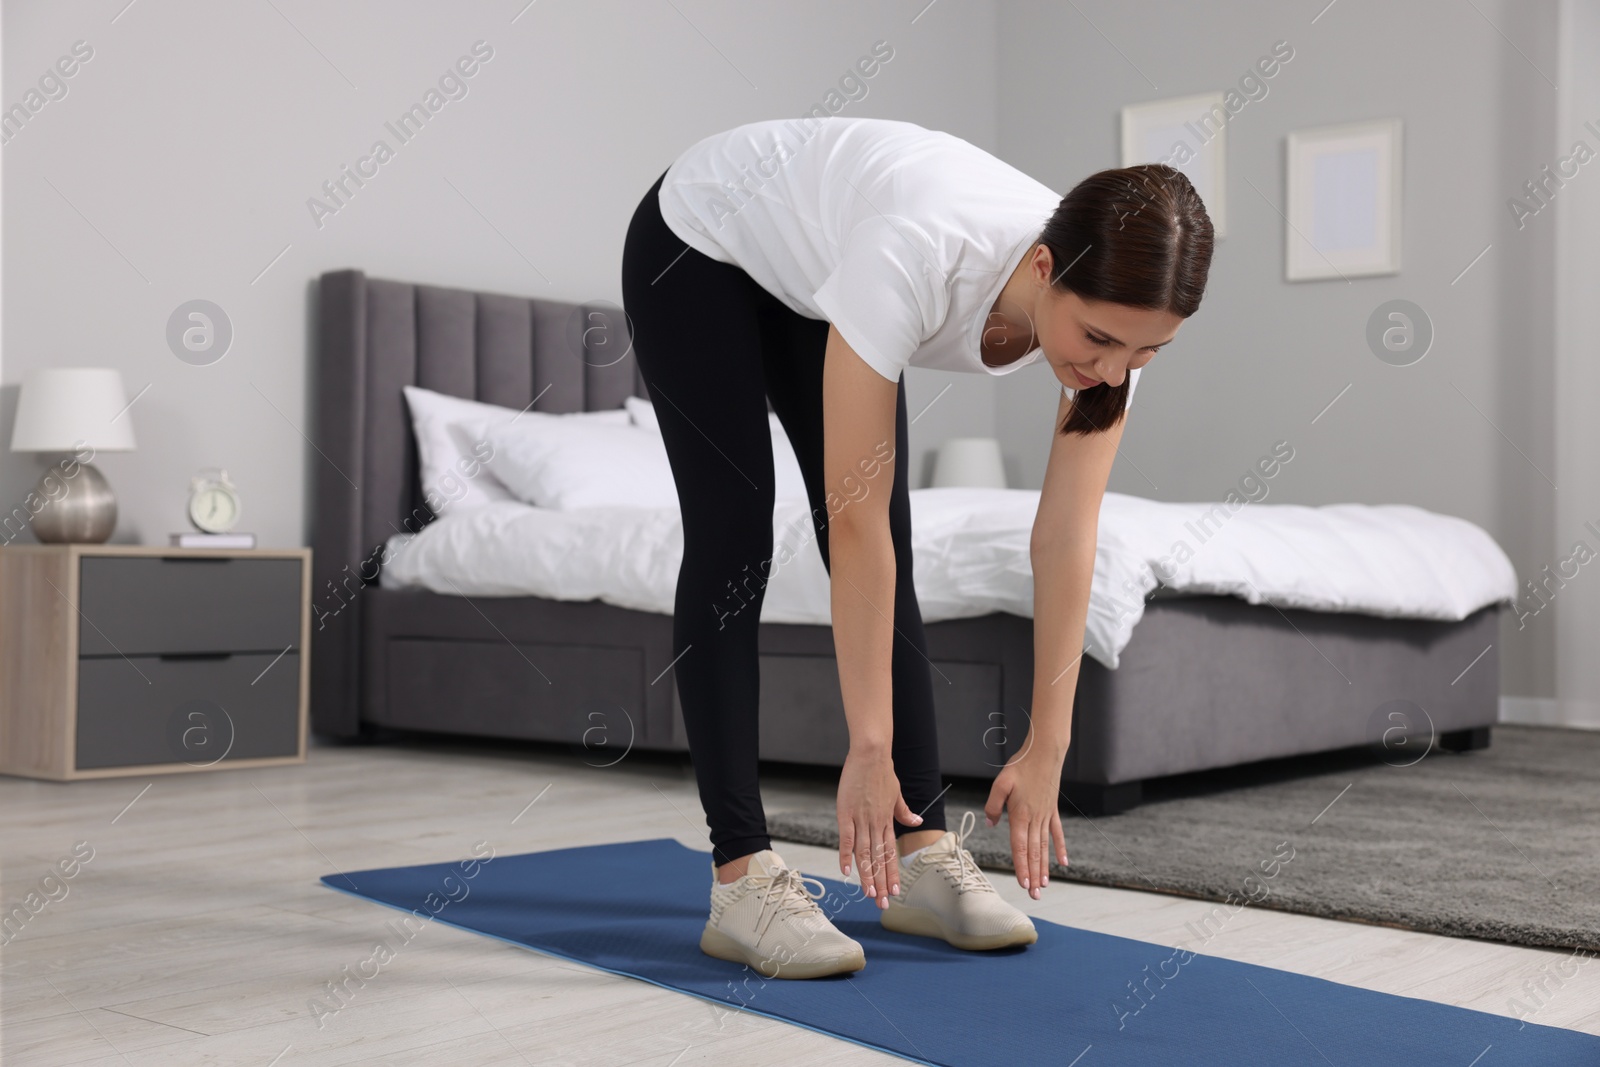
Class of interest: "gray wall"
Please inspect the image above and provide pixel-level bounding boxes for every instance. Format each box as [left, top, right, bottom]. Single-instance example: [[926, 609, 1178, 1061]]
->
[[0, 0, 997, 544], [2, 0, 1580, 713], [994, 0, 1565, 706], [1552, 0, 1600, 728]]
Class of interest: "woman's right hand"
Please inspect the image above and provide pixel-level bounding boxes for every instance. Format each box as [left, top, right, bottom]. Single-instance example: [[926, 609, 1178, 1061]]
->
[[837, 745, 922, 909]]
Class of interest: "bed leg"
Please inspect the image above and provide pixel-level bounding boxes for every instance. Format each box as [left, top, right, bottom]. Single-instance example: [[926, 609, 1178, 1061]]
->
[[1439, 726, 1492, 752], [1060, 780, 1142, 817]]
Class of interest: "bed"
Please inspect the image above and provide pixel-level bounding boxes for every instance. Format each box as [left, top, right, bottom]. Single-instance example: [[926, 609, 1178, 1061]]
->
[[309, 269, 1510, 813]]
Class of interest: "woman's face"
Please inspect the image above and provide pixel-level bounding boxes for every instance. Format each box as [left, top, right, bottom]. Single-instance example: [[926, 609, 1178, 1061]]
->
[[1029, 253, 1185, 392]]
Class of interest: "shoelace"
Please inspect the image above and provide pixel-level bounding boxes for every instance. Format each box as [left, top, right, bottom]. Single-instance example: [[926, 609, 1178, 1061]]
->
[[749, 865, 828, 942], [931, 811, 995, 895]]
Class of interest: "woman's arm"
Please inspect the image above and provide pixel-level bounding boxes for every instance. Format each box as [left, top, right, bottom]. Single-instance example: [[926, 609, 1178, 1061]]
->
[[822, 323, 923, 907], [1027, 385, 1126, 763], [984, 384, 1127, 898], [823, 324, 898, 753]]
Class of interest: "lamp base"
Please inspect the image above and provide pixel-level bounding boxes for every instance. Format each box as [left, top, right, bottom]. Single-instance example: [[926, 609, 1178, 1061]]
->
[[30, 461, 118, 544]]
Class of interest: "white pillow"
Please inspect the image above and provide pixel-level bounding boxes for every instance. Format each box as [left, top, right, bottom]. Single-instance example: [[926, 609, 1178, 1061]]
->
[[626, 397, 811, 502], [485, 419, 681, 511], [402, 385, 629, 515], [623, 395, 660, 432]]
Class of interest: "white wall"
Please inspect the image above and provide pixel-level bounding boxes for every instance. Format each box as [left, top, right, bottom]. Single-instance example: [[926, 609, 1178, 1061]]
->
[[994, 0, 1567, 711], [0, 0, 997, 545]]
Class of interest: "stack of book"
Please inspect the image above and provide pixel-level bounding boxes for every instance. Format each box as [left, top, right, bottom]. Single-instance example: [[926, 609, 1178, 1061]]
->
[[168, 531, 256, 549]]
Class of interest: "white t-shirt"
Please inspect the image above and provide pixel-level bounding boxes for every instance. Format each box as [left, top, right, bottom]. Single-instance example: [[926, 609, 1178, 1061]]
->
[[657, 117, 1140, 406]]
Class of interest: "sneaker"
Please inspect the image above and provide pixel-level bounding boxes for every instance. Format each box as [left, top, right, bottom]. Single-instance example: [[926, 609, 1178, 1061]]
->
[[700, 849, 866, 979], [880, 810, 1039, 950]]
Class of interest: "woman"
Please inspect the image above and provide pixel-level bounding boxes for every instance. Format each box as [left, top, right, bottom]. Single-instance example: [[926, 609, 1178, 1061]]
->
[[621, 117, 1213, 979]]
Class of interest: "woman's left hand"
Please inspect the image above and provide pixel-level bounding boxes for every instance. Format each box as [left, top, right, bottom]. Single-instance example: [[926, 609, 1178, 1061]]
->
[[982, 739, 1069, 899]]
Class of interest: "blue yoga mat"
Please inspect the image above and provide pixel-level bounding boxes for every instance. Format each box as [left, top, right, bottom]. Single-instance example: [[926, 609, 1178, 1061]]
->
[[321, 838, 1598, 1066]]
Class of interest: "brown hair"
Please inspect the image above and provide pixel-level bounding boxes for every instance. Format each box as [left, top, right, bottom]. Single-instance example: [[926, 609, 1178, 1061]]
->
[[1037, 163, 1214, 436]]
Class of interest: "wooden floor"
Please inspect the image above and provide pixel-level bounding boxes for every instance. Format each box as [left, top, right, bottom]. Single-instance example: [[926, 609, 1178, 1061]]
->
[[3, 734, 1597, 1066]]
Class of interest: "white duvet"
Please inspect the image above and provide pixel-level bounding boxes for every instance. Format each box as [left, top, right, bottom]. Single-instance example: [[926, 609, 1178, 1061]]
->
[[377, 489, 1517, 670]]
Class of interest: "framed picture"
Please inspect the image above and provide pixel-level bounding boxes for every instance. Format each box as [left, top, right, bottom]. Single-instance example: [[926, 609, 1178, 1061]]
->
[[1121, 92, 1228, 238], [1285, 118, 1403, 281]]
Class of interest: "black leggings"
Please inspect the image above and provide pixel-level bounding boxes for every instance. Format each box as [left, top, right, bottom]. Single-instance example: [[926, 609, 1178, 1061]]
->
[[621, 171, 947, 866]]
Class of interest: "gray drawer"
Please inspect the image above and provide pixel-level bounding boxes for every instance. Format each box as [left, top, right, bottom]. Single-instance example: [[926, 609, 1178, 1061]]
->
[[78, 556, 302, 657], [75, 651, 301, 769]]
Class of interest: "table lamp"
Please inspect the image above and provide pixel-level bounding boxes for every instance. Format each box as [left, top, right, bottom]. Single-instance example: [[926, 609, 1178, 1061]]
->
[[9, 367, 137, 543], [930, 437, 1007, 489]]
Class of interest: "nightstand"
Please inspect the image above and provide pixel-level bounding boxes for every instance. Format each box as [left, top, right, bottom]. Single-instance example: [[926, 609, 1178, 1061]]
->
[[0, 545, 311, 780]]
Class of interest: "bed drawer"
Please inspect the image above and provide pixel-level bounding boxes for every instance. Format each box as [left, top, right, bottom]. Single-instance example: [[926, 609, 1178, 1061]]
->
[[75, 651, 302, 769], [78, 556, 303, 657], [669, 653, 1005, 775], [376, 637, 646, 747]]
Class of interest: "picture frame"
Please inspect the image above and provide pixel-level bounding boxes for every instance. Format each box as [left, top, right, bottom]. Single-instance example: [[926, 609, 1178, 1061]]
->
[[1285, 118, 1403, 281], [1120, 92, 1228, 238]]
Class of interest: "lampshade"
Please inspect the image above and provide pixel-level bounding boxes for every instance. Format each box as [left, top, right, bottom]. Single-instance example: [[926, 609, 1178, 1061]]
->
[[931, 437, 1006, 489], [9, 368, 137, 453]]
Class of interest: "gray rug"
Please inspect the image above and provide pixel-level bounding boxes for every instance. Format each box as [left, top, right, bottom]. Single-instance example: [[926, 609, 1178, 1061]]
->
[[766, 724, 1599, 954]]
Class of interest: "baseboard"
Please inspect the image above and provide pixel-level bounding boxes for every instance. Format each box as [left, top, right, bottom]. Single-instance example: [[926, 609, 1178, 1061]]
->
[[1499, 695, 1600, 730]]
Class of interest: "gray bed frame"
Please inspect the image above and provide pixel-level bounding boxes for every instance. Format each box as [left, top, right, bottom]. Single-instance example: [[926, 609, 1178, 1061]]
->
[[309, 269, 1500, 813]]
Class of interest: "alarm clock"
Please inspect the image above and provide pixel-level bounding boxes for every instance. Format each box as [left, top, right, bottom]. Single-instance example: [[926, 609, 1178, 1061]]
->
[[188, 468, 241, 533]]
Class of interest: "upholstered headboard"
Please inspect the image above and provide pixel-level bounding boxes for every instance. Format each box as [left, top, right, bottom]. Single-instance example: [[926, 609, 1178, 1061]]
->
[[309, 268, 649, 731], [313, 269, 649, 560]]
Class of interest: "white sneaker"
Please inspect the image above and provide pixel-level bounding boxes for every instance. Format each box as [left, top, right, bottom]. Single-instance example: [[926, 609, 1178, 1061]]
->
[[880, 810, 1039, 950], [700, 849, 866, 979]]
